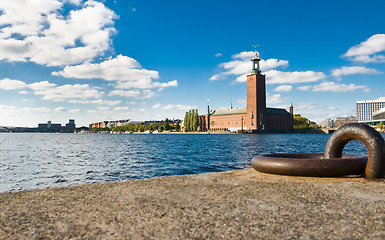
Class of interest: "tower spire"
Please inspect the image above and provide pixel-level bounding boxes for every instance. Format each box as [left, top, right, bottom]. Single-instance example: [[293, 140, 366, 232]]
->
[[251, 45, 261, 74], [207, 99, 211, 116]]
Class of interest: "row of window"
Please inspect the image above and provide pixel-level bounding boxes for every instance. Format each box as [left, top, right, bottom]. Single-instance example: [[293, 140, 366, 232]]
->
[[357, 102, 385, 121]]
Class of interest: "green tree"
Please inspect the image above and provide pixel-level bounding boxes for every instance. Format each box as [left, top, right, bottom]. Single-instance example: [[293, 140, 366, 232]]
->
[[189, 110, 194, 131], [184, 112, 189, 132], [164, 118, 170, 130], [175, 121, 180, 132], [138, 125, 145, 132], [376, 123, 383, 130], [293, 114, 314, 130], [193, 109, 199, 131]]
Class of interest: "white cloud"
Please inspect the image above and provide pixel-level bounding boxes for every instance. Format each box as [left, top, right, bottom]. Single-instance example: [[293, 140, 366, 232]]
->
[[233, 74, 248, 83], [210, 51, 288, 81], [0, 78, 27, 90], [273, 85, 292, 92], [266, 94, 286, 104], [209, 74, 221, 81], [161, 104, 195, 110], [54, 107, 67, 112], [90, 99, 120, 106], [215, 53, 222, 57], [264, 70, 326, 84], [343, 34, 385, 63], [141, 90, 156, 99], [108, 89, 157, 99], [295, 103, 323, 110], [63, 0, 82, 5], [152, 103, 161, 109], [331, 66, 382, 79], [0, 79, 102, 103], [0, 0, 118, 66], [52, 55, 178, 90], [69, 99, 121, 106], [0, 79, 104, 102], [32, 83, 103, 102], [114, 106, 129, 111], [69, 108, 80, 112], [97, 106, 109, 111], [28, 81, 57, 90], [0, 104, 17, 115], [109, 89, 141, 98], [22, 107, 51, 113], [231, 51, 256, 60], [297, 85, 312, 91], [312, 81, 370, 92]]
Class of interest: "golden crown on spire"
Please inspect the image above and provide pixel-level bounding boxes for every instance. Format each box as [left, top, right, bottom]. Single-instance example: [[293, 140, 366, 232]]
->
[[252, 45, 259, 60]]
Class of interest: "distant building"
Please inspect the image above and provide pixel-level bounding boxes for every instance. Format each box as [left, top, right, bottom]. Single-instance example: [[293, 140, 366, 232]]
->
[[357, 100, 385, 125], [38, 121, 62, 131], [90, 119, 130, 129], [321, 119, 335, 129], [335, 116, 357, 128], [37, 119, 75, 132], [199, 51, 293, 132], [66, 119, 76, 132]]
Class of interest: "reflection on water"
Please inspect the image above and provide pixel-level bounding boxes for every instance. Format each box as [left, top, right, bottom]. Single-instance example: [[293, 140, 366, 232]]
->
[[0, 133, 368, 192]]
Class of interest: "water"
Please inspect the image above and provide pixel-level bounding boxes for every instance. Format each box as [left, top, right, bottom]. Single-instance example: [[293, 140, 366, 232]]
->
[[0, 133, 368, 193]]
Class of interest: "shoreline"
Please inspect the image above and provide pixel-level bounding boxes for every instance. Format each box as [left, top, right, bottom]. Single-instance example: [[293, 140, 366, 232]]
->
[[1, 168, 384, 239]]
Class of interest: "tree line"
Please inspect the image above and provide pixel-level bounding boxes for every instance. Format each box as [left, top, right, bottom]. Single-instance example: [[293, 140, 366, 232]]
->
[[293, 114, 316, 130], [184, 109, 199, 132], [91, 118, 181, 133]]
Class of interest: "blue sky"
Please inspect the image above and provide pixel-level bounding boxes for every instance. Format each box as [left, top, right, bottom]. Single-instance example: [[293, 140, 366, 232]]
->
[[1, 0, 385, 127]]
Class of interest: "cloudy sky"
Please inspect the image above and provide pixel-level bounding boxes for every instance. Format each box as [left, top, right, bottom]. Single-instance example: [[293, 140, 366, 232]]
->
[[0, 0, 385, 127]]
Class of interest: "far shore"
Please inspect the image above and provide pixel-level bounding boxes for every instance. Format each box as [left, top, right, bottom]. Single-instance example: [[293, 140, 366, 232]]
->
[[106, 128, 327, 134]]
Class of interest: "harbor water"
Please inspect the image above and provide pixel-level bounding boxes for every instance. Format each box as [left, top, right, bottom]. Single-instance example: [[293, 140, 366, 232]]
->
[[0, 133, 368, 193]]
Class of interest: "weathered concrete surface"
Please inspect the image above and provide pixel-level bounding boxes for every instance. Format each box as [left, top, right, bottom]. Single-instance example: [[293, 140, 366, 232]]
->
[[1, 168, 385, 239]]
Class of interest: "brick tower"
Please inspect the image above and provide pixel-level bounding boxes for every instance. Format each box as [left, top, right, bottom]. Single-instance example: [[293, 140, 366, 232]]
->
[[289, 102, 294, 115], [246, 51, 266, 131]]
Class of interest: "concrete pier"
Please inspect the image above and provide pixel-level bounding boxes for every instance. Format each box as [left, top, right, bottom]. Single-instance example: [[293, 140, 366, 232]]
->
[[1, 168, 385, 239]]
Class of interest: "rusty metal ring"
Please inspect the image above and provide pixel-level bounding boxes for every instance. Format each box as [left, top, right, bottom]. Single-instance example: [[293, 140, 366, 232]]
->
[[324, 123, 385, 180], [251, 153, 367, 177]]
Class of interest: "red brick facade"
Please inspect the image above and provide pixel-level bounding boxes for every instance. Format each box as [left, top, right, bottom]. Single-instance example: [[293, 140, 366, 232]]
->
[[198, 72, 293, 132]]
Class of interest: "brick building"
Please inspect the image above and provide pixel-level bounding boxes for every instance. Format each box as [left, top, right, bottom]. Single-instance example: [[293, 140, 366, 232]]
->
[[199, 52, 293, 132]]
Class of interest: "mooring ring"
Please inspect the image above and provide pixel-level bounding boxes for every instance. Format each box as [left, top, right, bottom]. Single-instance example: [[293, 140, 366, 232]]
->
[[324, 123, 385, 180], [251, 153, 367, 177]]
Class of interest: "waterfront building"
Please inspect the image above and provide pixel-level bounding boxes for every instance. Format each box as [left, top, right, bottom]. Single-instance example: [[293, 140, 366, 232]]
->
[[90, 119, 130, 129], [66, 119, 76, 132], [321, 119, 335, 129], [199, 51, 293, 132], [38, 121, 62, 131], [37, 119, 76, 132], [335, 116, 357, 128], [356, 100, 385, 125]]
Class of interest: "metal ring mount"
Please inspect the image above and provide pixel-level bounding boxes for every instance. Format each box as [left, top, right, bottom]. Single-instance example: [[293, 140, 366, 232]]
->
[[251, 153, 367, 177], [252, 123, 385, 179], [324, 123, 385, 180]]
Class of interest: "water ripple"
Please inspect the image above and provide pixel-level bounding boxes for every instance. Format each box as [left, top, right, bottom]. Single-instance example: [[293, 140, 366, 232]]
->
[[0, 133, 369, 193]]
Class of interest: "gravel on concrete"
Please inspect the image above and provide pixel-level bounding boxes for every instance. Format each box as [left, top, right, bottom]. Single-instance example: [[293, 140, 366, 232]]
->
[[1, 168, 385, 239]]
